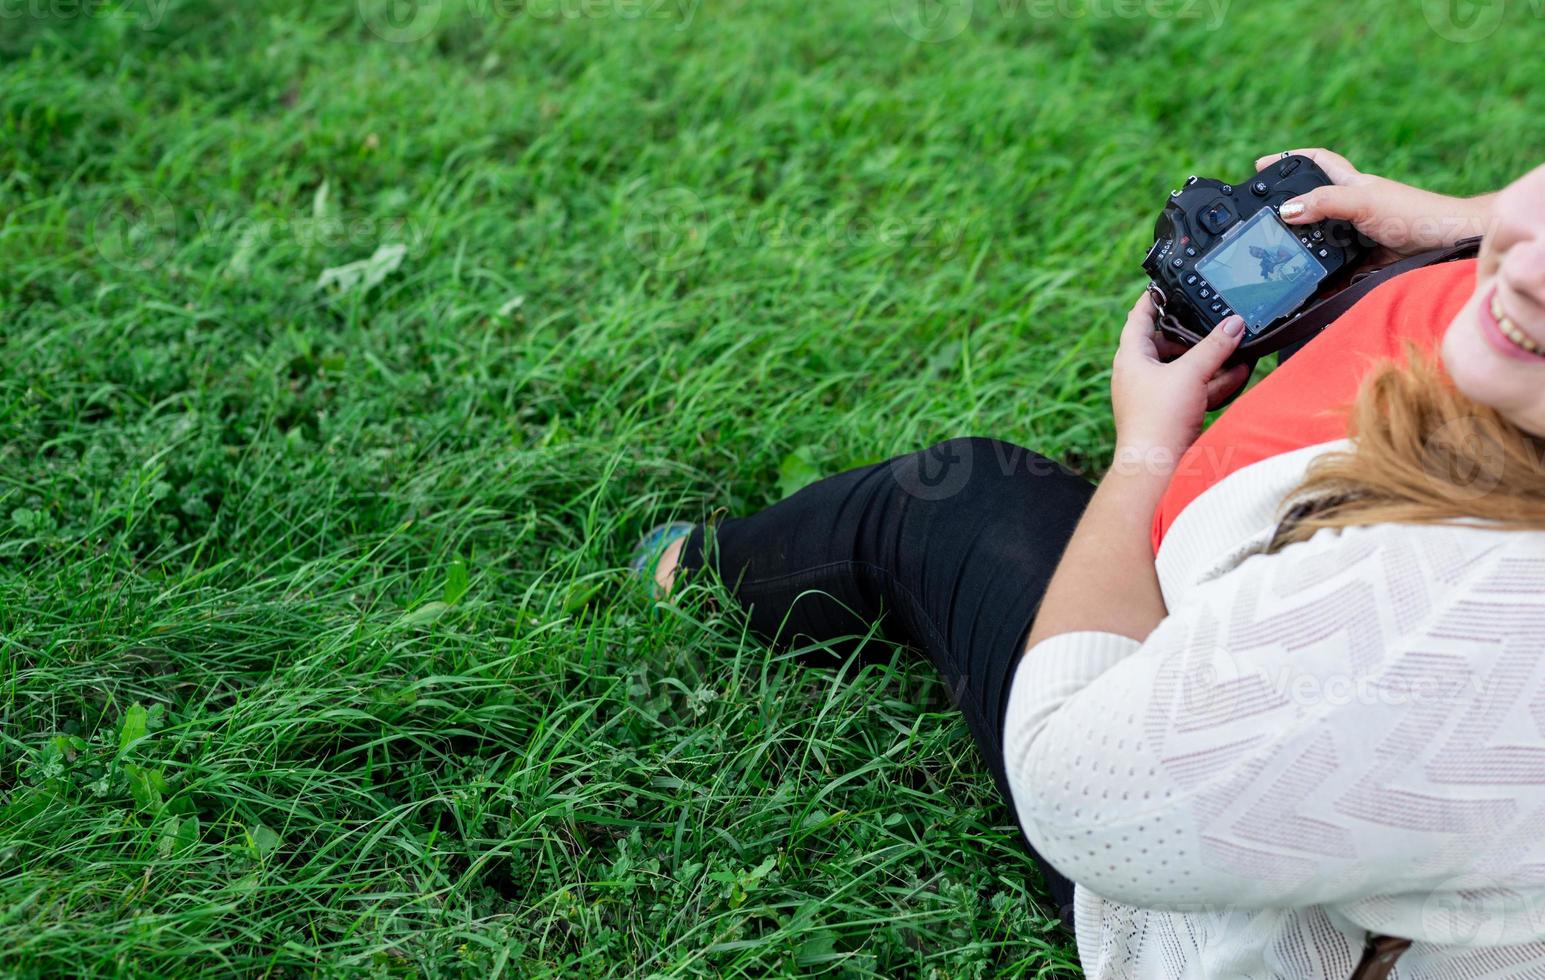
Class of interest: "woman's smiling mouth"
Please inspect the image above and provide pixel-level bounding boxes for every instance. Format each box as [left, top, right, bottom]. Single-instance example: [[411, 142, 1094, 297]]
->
[[1480, 287, 1545, 361]]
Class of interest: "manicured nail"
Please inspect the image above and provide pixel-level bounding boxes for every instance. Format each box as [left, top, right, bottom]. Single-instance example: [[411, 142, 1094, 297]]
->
[[1279, 201, 1306, 220], [1223, 316, 1245, 337]]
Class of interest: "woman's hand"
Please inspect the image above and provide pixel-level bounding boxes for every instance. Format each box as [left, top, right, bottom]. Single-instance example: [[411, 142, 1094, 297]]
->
[[1025, 294, 1237, 650], [1259, 147, 1496, 260], [1111, 294, 1248, 464]]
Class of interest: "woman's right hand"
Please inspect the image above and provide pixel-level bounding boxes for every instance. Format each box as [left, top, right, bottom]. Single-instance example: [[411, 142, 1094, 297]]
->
[[1256, 147, 1496, 260]]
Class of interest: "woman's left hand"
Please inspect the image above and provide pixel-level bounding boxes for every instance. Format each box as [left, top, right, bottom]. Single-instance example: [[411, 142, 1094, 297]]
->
[[1110, 294, 1250, 463]]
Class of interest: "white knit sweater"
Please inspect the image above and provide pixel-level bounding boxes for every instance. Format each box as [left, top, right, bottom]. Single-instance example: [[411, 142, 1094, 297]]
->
[[1004, 441, 1545, 979]]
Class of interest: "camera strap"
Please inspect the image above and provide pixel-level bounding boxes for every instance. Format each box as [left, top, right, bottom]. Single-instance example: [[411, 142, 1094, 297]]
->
[[1235, 236, 1485, 363]]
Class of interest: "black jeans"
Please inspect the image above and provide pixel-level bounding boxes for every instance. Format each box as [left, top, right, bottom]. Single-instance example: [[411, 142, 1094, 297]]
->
[[679, 437, 1095, 924]]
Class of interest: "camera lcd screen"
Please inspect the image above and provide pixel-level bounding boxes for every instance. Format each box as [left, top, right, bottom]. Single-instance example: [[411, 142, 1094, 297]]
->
[[1195, 209, 1326, 333]]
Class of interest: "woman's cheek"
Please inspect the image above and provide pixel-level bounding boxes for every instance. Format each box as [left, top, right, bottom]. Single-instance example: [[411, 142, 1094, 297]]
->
[[1442, 310, 1482, 392], [1442, 307, 1545, 435], [1441, 308, 1506, 407]]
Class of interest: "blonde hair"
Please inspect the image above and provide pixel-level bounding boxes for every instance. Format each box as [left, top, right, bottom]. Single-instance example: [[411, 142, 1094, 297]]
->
[[1268, 348, 1545, 551]]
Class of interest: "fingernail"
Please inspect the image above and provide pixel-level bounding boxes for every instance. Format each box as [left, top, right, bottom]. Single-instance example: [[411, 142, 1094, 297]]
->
[[1279, 201, 1306, 220], [1223, 316, 1245, 337]]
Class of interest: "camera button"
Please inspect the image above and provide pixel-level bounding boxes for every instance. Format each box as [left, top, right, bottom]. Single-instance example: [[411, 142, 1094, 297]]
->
[[1184, 273, 1199, 286], [1184, 245, 1198, 257], [1200, 200, 1235, 234], [1199, 287, 1212, 299], [1171, 257, 1185, 269], [1316, 247, 1331, 259], [1279, 157, 1302, 176], [1251, 180, 1269, 196], [1311, 229, 1325, 242], [1209, 301, 1225, 314]]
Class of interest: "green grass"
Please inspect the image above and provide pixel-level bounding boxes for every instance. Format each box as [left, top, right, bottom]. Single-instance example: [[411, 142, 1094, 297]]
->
[[0, 0, 1540, 974]]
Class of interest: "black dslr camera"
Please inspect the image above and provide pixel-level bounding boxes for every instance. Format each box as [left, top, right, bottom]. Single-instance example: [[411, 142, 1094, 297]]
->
[[1142, 154, 1370, 354]]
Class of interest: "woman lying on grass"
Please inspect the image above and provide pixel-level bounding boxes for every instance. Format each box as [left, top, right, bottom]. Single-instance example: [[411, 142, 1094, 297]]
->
[[636, 150, 1545, 978]]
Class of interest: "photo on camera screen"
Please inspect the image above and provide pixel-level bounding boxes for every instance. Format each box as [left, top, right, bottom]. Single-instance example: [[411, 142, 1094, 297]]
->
[[1195, 209, 1327, 333]]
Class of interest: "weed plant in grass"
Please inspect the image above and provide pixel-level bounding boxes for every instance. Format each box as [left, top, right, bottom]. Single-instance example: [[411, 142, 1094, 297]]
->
[[0, 0, 1540, 974]]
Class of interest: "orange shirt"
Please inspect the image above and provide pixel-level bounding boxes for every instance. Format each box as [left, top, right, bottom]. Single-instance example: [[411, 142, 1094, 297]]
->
[[1152, 259, 1480, 553]]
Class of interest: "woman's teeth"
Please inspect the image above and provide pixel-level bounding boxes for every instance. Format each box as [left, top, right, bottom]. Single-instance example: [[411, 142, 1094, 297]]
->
[[1493, 292, 1541, 354]]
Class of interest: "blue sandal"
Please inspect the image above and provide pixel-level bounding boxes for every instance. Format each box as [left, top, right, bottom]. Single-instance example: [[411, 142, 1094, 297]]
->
[[628, 521, 695, 599]]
